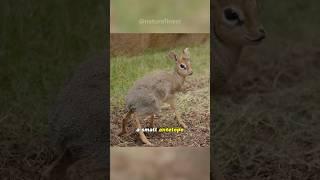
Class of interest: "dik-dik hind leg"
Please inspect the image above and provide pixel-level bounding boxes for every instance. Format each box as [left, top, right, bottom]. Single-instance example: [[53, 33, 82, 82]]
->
[[134, 114, 152, 145], [118, 111, 132, 136], [168, 99, 188, 129], [148, 114, 155, 128]]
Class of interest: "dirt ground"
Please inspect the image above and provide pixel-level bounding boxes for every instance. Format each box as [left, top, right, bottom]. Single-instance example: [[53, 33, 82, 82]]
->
[[214, 41, 320, 179], [111, 75, 210, 147], [110, 148, 210, 180]]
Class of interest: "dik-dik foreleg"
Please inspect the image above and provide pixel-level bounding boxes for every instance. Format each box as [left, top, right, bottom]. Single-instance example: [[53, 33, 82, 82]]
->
[[133, 113, 152, 145], [148, 114, 155, 128], [167, 98, 188, 129], [118, 111, 132, 136]]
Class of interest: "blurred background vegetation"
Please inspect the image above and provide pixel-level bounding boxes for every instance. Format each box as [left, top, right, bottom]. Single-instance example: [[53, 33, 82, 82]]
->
[[111, 0, 209, 33]]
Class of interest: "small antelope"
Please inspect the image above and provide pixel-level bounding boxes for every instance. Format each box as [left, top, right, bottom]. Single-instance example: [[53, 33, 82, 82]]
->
[[118, 48, 193, 145], [43, 56, 108, 180], [212, 0, 266, 179], [212, 0, 266, 92]]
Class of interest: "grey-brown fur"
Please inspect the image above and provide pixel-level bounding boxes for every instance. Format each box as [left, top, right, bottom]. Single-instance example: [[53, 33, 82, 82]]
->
[[126, 70, 185, 117], [43, 55, 108, 179], [119, 48, 193, 145]]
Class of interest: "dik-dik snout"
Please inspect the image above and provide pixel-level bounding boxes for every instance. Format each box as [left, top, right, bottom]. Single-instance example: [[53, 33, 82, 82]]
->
[[213, 0, 266, 46]]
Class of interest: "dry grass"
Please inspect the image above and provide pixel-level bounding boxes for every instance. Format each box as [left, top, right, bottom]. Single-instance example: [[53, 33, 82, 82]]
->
[[0, 113, 54, 179], [214, 40, 320, 179]]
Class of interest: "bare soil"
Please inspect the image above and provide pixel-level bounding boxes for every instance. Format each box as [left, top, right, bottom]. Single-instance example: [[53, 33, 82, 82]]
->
[[110, 148, 210, 180]]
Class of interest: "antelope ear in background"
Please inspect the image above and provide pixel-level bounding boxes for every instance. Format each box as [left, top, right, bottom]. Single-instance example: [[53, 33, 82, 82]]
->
[[183, 48, 190, 58], [168, 51, 178, 62]]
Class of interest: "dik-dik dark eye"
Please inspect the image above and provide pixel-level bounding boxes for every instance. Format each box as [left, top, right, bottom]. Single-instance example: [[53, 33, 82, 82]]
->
[[180, 64, 186, 69], [224, 8, 239, 21], [224, 8, 244, 26]]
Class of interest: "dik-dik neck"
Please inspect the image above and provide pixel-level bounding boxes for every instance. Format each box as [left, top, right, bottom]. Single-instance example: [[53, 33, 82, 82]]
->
[[214, 38, 243, 67], [172, 69, 186, 91]]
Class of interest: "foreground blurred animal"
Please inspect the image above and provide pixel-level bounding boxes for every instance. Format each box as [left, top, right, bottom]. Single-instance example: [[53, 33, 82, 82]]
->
[[118, 48, 193, 145], [42, 55, 108, 180], [211, 0, 266, 179]]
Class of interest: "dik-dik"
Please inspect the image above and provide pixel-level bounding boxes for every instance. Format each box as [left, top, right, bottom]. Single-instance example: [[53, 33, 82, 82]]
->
[[211, 0, 266, 179], [42, 56, 108, 180], [118, 48, 192, 145]]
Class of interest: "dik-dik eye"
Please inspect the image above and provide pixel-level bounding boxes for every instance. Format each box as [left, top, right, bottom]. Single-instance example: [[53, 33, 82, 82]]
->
[[224, 8, 243, 25], [180, 64, 186, 69], [224, 8, 239, 20]]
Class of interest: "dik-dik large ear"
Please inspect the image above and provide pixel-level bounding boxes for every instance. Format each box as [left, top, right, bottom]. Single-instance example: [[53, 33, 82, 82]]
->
[[182, 48, 190, 58], [168, 51, 178, 62]]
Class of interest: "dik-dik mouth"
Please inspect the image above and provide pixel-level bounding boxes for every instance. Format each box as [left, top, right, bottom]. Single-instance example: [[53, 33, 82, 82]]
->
[[246, 35, 266, 43]]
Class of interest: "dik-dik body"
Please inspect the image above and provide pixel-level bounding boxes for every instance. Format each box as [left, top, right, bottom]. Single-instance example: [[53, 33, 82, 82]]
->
[[118, 48, 193, 145]]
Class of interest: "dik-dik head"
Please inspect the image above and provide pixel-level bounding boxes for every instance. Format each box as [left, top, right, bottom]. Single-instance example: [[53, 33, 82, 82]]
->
[[168, 48, 193, 77], [213, 0, 266, 47]]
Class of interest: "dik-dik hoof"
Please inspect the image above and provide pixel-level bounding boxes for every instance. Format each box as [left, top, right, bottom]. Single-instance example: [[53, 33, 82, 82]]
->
[[139, 135, 153, 145], [141, 138, 153, 145], [141, 139, 153, 146], [143, 142, 154, 146]]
